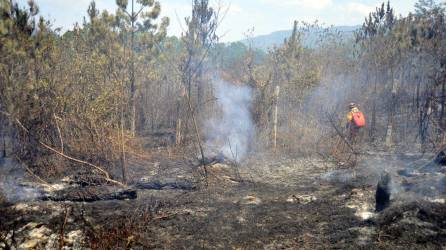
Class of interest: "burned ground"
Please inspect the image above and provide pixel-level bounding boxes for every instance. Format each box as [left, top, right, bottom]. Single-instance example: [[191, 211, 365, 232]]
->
[[1, 151, 446, 249]]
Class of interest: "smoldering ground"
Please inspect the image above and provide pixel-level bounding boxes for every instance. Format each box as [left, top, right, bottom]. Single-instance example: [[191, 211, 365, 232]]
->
[[204, 78, 255, 161], [0, 158, 41, 203], [299, 65, 446, 206]]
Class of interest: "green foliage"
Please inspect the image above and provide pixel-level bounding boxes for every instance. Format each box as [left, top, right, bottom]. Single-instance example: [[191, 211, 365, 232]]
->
[[87, 1, 99, 21], [211, 42, 266, 69], [179, 0, 219, 112], [415, 0, 446, 15], [356, 1, 395, 41], [116, 0, 128, 10]]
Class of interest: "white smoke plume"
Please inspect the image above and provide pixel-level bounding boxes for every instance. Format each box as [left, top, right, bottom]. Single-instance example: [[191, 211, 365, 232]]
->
[[205, 79, 254, 161], [0, 158, 40, 202]]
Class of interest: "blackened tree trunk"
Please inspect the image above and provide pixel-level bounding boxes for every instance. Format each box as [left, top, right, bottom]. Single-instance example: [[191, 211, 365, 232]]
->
[[376, 172, 391, 212]]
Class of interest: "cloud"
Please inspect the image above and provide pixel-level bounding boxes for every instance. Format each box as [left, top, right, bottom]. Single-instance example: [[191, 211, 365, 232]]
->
[[346, 2, 375, 16], [17, 0, 418, 41], [261, 0, 333, 10], [160, 2, 191, 36], [228, 3, 242, 13]]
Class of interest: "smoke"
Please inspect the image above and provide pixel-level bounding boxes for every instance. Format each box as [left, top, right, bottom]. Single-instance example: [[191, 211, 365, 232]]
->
[[204, 79, 254, 161], [0, 158, 41, 202], [337, 155, 446, 202]]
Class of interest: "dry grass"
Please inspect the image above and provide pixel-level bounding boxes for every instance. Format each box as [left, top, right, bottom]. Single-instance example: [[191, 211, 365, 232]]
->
[[85, 205, 158, 249]]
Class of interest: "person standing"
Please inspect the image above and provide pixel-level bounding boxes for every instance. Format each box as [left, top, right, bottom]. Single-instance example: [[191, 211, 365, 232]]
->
[[346, 103, 366, 142]]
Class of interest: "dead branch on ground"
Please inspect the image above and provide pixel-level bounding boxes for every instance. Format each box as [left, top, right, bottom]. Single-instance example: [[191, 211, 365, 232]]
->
[[327, 112, 357, 154], [58, 206, 71, 250], [15, 156, 54, 191], [0, 111, 126, 188], [317, 112, 359, 169]]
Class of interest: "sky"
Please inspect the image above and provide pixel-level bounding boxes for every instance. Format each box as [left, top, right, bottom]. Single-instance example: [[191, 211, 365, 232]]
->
[[17, 0, 419, 42]]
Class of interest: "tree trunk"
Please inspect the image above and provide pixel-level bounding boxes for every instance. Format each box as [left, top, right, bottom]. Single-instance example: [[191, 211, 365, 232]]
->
[[273, 86, 280, 151], [121, 92, 127, 184], [441, 78, 445, 129], [130, 0, 136, 137], [176, 119, 182, 145], [175, 97, 182, 145], [197, 67, 203, 116], [1, 126, 6, 158], [385, 68, 399, 148], [417, 75, 423, 144], [370, 72, 377, 140]]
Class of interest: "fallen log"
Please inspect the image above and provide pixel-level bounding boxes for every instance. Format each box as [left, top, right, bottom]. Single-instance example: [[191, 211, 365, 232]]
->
[[190, 153, 227, 167], [403, 147, 446, 174], [433, 146, 446, 165], [41, 187, 137, 202], [134, 179, 195, 191]]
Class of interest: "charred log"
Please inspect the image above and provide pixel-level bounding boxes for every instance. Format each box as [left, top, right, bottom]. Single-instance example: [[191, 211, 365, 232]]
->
[[191, 154, 227, 167], [41, 187, 137, 202], [415, 148, 446, 173], [68, 172, 110, 187], [433, 147, 446, 165], [134, 179, 195, 190], [376, 172, 391, 212]]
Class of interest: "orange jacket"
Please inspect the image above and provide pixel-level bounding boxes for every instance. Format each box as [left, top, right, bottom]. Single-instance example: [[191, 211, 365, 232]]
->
[[347, 107, 360, 123]]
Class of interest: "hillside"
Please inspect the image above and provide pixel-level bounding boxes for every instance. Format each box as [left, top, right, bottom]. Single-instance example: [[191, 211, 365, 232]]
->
[[241, 25, 360, 50]]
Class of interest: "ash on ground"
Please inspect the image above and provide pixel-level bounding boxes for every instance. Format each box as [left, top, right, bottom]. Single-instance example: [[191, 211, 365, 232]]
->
[[1, 151, 446, 249]]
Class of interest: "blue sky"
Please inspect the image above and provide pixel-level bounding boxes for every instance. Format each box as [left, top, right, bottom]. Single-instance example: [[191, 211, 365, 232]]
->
[[17, 0, 418, 42]]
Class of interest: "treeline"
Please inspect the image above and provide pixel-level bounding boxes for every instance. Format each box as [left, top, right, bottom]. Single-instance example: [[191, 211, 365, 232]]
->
[[269, 1, 446, 155], [0, 0, 262, 182], [0, 0, 445, 182], [0, 0, 172, 181], [352, 1, 446, 150], [257, 0, 446, 154]]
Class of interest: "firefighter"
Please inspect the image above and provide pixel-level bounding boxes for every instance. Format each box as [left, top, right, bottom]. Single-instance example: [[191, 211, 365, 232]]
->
[[346, 102, 366, 142]]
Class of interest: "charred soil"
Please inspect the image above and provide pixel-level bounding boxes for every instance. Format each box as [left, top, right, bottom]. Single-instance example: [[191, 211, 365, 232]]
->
[[1, 151, 446, 249]]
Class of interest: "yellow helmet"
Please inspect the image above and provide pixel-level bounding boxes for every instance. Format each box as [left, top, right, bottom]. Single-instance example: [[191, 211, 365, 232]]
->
[[348, 102, 356, 109]]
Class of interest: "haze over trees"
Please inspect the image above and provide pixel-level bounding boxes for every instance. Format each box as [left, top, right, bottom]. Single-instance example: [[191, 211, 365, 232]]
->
[[0, 0, 444, 182], [1, 0, 445, 181], [2, 0, 446, 248]]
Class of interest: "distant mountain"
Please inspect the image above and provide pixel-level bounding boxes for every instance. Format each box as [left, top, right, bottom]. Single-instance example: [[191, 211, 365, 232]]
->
[[240, 25, 361, 50]]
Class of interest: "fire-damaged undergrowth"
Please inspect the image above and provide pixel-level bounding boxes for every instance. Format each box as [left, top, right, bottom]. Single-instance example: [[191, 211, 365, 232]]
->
[[1, 152, 446, 249], [377, 201, 446, 246]]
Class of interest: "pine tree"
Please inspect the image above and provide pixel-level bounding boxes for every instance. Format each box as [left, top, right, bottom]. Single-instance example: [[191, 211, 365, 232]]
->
[[181, 0, 218, 113], [115, 0, 169, 136], [415, 0, 446, 15]]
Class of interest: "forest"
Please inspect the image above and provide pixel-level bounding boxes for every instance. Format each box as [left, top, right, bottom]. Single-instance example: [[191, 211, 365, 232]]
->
[[1, 0, 446, 249]]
